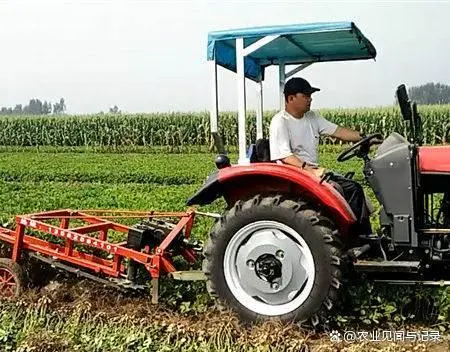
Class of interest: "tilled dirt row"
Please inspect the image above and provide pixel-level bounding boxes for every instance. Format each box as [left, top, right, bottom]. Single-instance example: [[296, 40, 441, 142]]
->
[[4, 277, 447, 352]]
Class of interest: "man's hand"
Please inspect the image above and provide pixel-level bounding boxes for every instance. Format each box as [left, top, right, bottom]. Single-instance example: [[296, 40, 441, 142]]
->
[[332, 126, 361, 142], [305, 166, 325, 178], [280, 156, 325, 179]]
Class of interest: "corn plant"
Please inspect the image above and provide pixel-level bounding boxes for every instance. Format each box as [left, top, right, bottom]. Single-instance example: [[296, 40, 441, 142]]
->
[[0, 105, 448, 147]]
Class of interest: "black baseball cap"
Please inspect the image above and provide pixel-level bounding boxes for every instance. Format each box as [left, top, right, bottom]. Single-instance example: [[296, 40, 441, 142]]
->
[[283, 77, 320, 96]]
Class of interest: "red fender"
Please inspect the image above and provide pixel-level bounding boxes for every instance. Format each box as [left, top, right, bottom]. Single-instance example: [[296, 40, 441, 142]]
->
[[218, 163, 356, 233]]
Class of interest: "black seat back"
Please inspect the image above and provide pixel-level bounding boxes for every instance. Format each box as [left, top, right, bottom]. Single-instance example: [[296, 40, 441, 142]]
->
[[255, 138, 271, 162], [248, 138, 271, 162]]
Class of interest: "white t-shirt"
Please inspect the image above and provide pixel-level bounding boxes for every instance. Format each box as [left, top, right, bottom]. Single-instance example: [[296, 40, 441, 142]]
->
[[269, 110, 338, 166]]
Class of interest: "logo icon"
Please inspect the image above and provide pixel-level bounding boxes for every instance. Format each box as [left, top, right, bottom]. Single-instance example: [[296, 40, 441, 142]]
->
[[329, 330, 341, 343]]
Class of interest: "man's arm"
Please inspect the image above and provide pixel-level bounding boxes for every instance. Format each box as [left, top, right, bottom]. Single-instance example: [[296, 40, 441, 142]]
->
[[331, 126, 362, 142], [281, 155, 325, 178], [316, 113, 361, 142]]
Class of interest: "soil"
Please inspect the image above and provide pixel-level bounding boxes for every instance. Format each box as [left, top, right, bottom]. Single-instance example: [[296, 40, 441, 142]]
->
[[11, 278, 448, 352]]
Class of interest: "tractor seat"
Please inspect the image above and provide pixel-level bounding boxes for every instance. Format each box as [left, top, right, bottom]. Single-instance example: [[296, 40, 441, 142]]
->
[[248, 138, 272, 163]]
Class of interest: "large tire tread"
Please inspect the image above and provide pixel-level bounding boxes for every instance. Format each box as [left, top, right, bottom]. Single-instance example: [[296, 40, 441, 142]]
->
[[203, 194, 342, 328]]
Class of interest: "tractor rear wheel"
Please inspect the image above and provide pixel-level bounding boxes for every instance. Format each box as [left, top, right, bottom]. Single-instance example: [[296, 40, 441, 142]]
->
[[203, 195, 342, 327], [0, 258, 25, 298]]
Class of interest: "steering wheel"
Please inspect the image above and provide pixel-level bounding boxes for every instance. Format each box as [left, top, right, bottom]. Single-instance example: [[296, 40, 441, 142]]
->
[[337, 133, 383, 162]]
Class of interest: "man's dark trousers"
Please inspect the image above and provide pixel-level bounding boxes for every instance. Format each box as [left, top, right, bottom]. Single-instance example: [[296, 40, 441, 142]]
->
[[330, 174, 372, 236]]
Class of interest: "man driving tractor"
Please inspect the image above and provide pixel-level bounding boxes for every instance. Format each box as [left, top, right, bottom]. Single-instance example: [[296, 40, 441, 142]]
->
[[269, 77, 374, 237]]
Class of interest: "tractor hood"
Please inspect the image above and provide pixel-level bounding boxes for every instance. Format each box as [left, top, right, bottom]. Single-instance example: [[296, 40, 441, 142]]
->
[[418, 146, 450, 174]]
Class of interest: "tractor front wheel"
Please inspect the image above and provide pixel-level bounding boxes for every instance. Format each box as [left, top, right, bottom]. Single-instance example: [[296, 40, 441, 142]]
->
[[203, 195, 342, 327]]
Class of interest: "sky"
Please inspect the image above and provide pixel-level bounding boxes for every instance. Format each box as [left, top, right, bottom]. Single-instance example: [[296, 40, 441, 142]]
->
[[1, 0, 450, 114]]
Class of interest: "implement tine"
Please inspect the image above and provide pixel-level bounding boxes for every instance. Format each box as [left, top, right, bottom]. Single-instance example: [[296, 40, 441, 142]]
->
[[194, 211, 222, 219]]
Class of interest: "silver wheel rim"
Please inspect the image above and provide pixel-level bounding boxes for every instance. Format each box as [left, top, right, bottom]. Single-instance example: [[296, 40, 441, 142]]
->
[[223, 220, 315, 316]]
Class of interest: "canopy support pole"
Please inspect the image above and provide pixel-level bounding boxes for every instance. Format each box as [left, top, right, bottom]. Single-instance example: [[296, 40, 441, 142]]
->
[[210, 60, 218, 134], [279, 61, 285, 110], [242, 35, 279, 56], [256, 81, 263, 140], [286, 63, 313, 79], [236, 37, 249, 165], [236, 34, 279, 164]]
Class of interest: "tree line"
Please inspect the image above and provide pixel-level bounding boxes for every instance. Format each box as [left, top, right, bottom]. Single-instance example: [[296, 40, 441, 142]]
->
[[0, 99, 123, 116], [408, 82, 450, 105], [1, 82, 449, 116], [0, 98, 66, 115]]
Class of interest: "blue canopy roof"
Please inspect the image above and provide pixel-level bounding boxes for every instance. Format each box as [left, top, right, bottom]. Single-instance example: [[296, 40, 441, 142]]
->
[[207, 22, 376, 82]]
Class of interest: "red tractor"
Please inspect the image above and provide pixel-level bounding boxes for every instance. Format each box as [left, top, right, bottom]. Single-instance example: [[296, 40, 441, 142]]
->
[[187, 22, 450, 326]]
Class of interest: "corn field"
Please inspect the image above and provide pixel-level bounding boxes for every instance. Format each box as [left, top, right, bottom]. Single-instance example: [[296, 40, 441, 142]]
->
[[0, 105, 449, 147]]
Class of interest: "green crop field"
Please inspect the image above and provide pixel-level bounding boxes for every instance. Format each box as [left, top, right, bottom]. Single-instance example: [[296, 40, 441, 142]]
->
[[0, 145, 449, 351]]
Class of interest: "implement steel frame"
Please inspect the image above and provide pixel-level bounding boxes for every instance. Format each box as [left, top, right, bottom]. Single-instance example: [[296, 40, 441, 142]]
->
[[0, 209, 198, 301]]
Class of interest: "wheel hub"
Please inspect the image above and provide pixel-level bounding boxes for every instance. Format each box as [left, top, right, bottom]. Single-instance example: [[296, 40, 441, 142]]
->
[[224, 220, 315, 316], [254, 254, 282, 283]]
